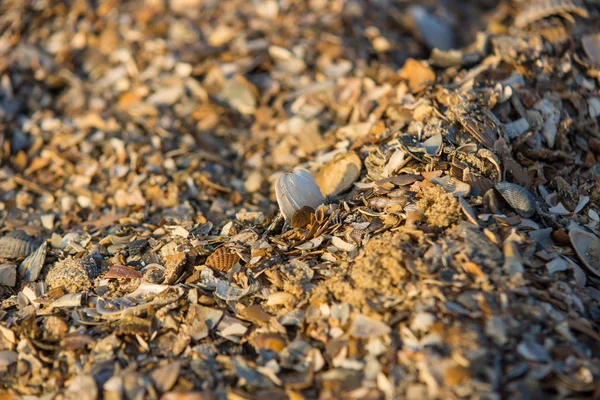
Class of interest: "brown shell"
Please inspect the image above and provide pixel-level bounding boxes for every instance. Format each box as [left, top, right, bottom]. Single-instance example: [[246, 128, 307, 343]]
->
[[0, 231, 41, 258], [205, 247, 240, 272], [104, 265, 143, 279], [515, 0, 588, 28], [291, 206, 314, 229]]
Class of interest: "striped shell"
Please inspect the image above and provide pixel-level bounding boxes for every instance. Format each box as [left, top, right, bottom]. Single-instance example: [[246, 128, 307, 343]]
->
[[276, 169, 324, 220], [0, 231, 41, 258], [19, 242, 47, 282], [495, 182, 536, 218], [205, 247, 240, 272]]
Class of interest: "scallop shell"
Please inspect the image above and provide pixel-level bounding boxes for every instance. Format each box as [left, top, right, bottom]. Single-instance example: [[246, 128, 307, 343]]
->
[[494, 182, 536, 218], [0, 231, 41, 258], [205, 247, 240, 272], [315, 152, 362, 197], [19, 242, 47, 282], [569, 229, 600, 277], [275, 169, 324, 220]]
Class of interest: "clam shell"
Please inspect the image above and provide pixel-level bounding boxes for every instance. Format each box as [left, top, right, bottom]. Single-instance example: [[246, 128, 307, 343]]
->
[[569, 229, 600, 277], [19, 242, 47, 282], [582, 33, 600, 65], [205, 247, 240, 272], [276, 169, 324, 220], [495, 182, 536, 218], [0, 231, 41, 258], [315, 152, 362, 196]]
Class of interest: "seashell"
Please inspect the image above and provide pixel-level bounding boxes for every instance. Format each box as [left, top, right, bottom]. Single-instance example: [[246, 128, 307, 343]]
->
[[494, 182, 536, 218], [215, 280, 255, 301], [428, 175, 470, 197], [569, 229, 600, 277], [0, 264, 17, 287], [383, 149, 407, 178], [407, 5, 455, 50], [0, 231, 41, 258], [291, 206, 315, 229], [205, 246, 240, 272], [582, 33, 600, 65], [276, 169, 325, 220], [315, 152, 362, 197], [514, 0, 589, 28], [19, 242, 47, 282], [331, 236, 357, 252], [104, 265, 143, 279], [422, 134, 443, 156], [459, 197, 478, 227]]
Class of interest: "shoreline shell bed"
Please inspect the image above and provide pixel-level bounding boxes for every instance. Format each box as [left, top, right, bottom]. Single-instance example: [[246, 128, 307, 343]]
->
[[1, 0, 600, 398]]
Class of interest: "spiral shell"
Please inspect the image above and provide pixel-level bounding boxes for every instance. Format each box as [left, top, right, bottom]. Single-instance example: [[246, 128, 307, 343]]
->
[[205, 247, 240, 272], [495, 182, 536, 218], [276, 169, 324, 220], [0, 231, 41, 258]]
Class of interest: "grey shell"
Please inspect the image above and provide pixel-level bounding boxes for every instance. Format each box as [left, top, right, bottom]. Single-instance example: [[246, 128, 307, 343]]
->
[[275, 169, 325, 220], [495, 182, 537, 218], [0, 231, 41, 258]]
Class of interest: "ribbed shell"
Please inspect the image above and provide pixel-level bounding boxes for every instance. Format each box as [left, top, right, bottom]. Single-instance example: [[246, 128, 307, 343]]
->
[[0, 231, 41, 258], [205, 247, 240, 272], [19, 242, 47, 282], [276, 169, 324, 220], [495, 182, 536, 218]]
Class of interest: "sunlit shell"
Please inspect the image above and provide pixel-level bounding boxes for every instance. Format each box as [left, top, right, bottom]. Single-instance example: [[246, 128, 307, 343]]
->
[[276, 169, 325, 220], [495, 182, 536, 218], [515, 0, 589, 28], [19, 242, 47, 282], [422, 134, 443, 156], [0, 231, 41, 258], [104, 265, 143, 279], [569, 229, 600, 277], [205, 247, 240, 272], [315, 152, 362, 196], [291, 206, 314, 229]]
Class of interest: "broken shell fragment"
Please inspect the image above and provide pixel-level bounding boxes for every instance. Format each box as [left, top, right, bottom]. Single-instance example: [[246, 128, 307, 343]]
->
[[569, 229, 600, 277], [495, 182, 536, 218], [291, 206, 315, 229], [276, 169, 325, 220], [315, 152, 362, 196], [422, 134, 443, 156]]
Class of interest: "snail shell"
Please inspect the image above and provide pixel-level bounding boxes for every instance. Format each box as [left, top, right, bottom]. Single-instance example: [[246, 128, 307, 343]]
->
[[276, 169, 324, 220], [494, 182, 536, 218]]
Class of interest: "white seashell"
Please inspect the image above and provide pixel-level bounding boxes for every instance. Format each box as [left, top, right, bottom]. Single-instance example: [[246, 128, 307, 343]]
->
[[331, 236, 357, 252], [276, 169, 325, 220], [574, 196, 590, 214], [383, 149, 406, 177], [549, 202, 570, 215]]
